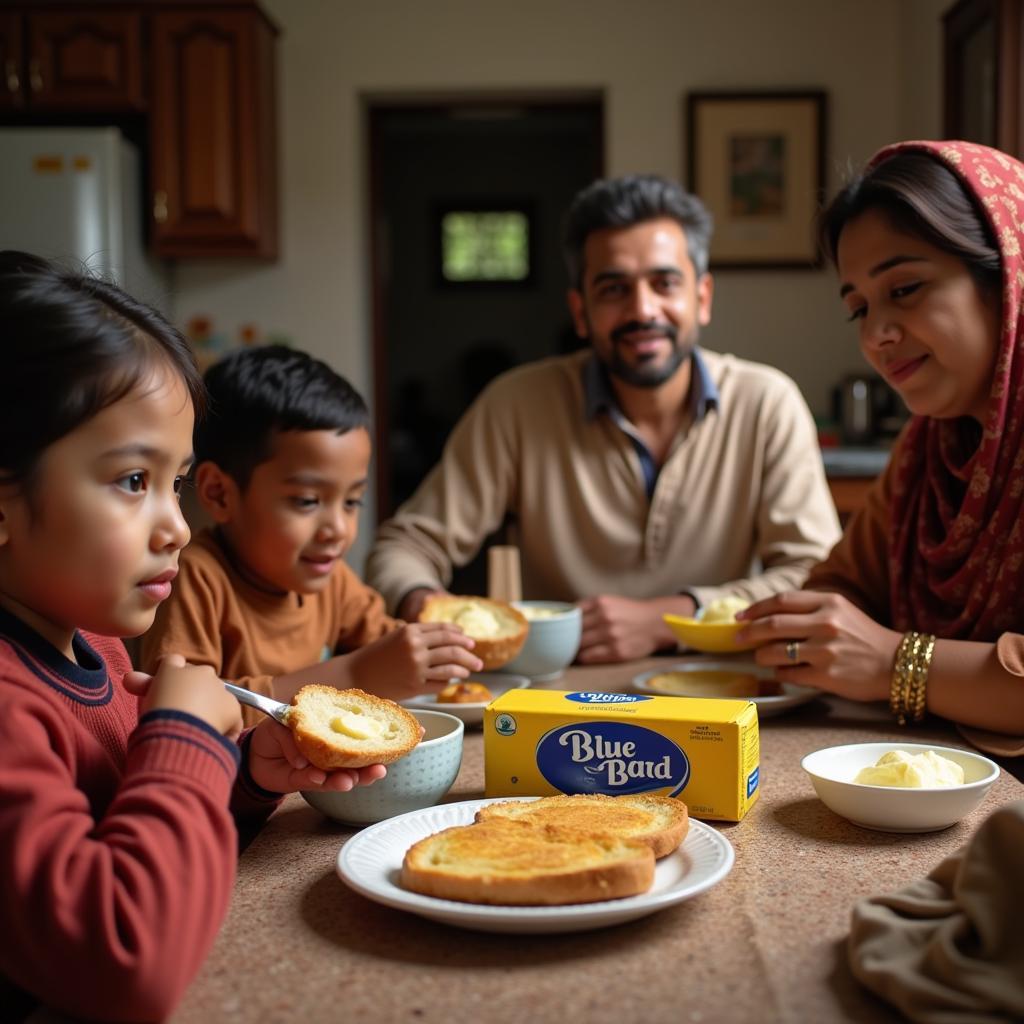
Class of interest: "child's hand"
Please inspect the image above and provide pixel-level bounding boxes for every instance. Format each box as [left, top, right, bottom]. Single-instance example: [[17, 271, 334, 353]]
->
[[347, 622, 484, 701], [246, 718, 387, 794], [123, 653, 243, 739]]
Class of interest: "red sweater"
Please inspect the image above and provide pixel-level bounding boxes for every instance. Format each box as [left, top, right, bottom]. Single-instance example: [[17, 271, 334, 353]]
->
[[0, 606, 277, 1022]]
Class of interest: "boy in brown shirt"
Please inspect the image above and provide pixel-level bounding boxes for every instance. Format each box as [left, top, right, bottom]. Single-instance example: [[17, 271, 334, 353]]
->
[[142, 345, 481, 724]]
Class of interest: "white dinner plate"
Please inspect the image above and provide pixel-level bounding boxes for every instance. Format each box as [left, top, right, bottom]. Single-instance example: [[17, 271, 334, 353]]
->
[[337, 796, 734, 934], [631, 660, 819, 717], [401, 673, 530, 728]]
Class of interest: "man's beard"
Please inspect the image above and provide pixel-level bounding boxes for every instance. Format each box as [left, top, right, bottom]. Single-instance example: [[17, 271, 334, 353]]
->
[[599, 319, 697, 389]]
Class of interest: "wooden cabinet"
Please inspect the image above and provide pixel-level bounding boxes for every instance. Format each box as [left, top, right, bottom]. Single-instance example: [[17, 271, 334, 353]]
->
[[0, 8, 144, 112], [828, 477, 874, 526], [0, 11, 22, 110], [27, 9, 144, 111], [149, 6, 278, 258], [944, 0, 1024, 155], [0, 1, 279, 261]]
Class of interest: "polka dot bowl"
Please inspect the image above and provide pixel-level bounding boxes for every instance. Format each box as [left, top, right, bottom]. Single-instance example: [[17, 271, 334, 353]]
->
[[301, 709, 464, 826]]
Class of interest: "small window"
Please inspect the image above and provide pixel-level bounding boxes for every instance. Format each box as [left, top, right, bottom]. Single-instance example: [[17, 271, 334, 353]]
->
[[436, 203, 535, 286]]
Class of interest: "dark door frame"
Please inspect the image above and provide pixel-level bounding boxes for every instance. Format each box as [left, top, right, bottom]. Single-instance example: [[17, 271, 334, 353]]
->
[[364, 91, 604, 520]]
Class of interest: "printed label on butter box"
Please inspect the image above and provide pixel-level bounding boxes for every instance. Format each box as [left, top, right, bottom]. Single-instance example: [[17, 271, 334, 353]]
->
[[484, 688, 760, 821], [536, 721, 690, 797]]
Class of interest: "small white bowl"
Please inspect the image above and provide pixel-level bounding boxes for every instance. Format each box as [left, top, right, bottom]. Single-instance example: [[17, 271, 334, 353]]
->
[[503, 600, 582, 681], [801, 741, 1000, 833], [301, 709, 464, 826]]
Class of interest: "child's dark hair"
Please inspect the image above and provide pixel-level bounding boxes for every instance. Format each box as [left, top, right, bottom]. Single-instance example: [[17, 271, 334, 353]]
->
[[817, 151, 1001, 296], [195, 344, 370, 489], [0, 250, 204, 491]]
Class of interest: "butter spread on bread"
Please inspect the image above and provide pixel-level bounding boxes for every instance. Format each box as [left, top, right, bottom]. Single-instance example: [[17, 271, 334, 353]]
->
[[419, 595, 528, 670], [287, 685, 419, 769], [330, 709, 387, 740], [475, 793, 689, 859], [401, 818, 655, 905]]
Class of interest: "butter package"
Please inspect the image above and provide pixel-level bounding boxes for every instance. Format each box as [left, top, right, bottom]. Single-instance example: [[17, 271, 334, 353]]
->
[[484, 689, 760, 821]]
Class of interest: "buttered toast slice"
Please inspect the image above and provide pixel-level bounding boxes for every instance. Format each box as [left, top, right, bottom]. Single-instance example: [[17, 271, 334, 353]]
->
[[401, 819, 655, 905], [475, 794, 689, 859], [287, 685, 419, 769]]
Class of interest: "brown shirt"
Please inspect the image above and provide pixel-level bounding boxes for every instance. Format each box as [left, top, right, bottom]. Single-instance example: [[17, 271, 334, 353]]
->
[[141, 529, 399, 725]]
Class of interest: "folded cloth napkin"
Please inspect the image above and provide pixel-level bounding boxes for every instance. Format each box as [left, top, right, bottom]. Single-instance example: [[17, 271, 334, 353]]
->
[[848, 800, 1024, 1023]]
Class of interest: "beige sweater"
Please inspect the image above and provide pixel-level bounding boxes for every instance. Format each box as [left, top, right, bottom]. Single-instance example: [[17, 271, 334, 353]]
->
[[366, 349, 841, 612]]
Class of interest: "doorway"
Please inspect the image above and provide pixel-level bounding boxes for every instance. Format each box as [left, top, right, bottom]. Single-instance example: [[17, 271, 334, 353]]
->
[[367, 96, 604, 550]]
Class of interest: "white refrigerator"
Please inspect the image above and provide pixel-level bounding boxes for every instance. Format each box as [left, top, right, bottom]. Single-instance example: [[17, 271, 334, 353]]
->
[[0, 126, 169, 312]]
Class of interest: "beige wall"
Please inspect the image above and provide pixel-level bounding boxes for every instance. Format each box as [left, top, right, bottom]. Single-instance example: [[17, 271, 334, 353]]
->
[[170, 0, 950, 568]]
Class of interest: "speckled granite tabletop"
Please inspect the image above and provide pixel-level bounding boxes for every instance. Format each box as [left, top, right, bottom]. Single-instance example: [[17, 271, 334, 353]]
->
[[170, 659, 1024, 1024]]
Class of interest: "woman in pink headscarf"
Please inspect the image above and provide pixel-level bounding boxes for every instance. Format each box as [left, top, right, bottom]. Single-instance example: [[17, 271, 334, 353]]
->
[[738, 141, 1024, 748]]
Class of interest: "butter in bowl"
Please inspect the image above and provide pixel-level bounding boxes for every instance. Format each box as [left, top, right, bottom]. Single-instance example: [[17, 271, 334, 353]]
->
[[663, 596, 756, 654], [801, 741, 999, 833]]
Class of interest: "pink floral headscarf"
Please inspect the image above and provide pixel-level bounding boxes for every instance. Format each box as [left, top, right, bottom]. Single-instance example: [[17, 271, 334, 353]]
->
[[877, 141, 1024, 638]]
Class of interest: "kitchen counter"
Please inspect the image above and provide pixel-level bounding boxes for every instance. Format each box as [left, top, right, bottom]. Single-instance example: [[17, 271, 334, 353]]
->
[[821, 446, 892, 479], [170, 660, 1023, 1024]]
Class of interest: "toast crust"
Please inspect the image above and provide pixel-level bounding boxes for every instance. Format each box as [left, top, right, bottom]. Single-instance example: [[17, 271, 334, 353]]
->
[[287, 685, 420, 769], [475, 794, 689, 859], [401, 819, 655, 905], [419, 595, 528, 670]]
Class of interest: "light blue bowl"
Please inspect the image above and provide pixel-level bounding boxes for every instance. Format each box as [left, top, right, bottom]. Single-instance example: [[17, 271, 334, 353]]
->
[[503, 601, 582, 681], [301, 709, 463, 826]]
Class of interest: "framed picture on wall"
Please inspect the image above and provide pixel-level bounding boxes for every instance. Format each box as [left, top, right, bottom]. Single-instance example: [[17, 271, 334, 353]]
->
[[686, 91, 827, 269]]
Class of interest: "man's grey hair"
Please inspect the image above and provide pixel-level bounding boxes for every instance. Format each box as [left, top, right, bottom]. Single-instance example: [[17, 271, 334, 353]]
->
[[562, 174, 714, 287]]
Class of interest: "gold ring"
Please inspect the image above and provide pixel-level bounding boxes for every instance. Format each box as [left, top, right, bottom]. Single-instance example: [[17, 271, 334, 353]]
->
[[786, 640, 800, 663]]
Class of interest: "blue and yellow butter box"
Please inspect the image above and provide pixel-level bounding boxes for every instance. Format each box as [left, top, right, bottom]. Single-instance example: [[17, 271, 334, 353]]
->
[[484, 689, 760, 821]]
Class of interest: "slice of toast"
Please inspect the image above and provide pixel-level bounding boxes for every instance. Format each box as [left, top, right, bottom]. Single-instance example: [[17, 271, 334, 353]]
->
[[401, 818, 655, 905], [474, 793, 689, 859], [418, 595, 528, 670], [286, 685, 419, 769]]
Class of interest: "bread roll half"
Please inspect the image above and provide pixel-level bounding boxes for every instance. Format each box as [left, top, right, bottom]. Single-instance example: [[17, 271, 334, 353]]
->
[[418, 595, 528, 670], [287, 685, 419, 769], [401, 819, 655, 905]]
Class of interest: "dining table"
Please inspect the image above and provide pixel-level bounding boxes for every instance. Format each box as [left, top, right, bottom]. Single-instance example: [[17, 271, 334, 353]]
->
[[169, 657, 1024, 1024]]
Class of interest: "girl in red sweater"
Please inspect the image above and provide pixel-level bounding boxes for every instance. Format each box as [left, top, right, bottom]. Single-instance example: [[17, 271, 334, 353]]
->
[[0, 251, 385, 1022]]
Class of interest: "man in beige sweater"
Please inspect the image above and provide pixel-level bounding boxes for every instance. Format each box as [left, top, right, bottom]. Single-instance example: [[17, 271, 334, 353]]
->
[[366, 174, 841, 664]]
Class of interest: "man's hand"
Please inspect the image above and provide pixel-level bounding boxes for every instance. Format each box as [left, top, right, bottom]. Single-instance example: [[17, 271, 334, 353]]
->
[[246, 719, 388, 794], [576, 594, 695, 663]]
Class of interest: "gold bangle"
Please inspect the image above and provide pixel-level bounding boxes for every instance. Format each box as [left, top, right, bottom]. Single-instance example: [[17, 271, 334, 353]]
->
[[890, 631, 935, 725], [889, 632, 909, 723], [908, 633, 935, 722], [890, 631, 921, 726]]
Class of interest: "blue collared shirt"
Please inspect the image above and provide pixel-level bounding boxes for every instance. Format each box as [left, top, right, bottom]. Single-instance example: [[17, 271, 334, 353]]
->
[[583, 349, 720, 499]]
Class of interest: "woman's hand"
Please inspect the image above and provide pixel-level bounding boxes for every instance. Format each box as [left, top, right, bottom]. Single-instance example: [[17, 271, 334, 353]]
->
[[246, 719, 387, 794], [735, 591, 902, 702]]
